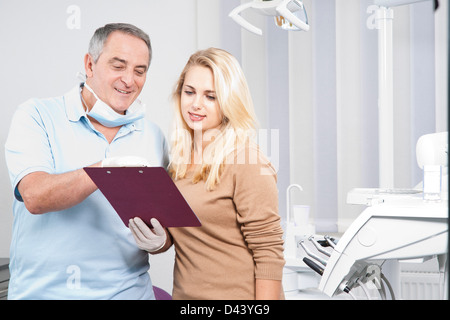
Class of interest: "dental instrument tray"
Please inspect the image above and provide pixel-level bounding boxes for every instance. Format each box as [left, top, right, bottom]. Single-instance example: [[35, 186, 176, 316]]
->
[[347, 187, 422, 206], [84, 166, 201, 228]]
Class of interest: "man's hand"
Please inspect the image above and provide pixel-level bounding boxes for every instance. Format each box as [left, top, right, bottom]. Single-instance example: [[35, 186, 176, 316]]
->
[[101, 156, 150, 167], [129, 217, 167, 253]]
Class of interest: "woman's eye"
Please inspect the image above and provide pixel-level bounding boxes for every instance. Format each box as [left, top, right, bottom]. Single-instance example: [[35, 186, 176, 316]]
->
[[207, 95, 216, 101]]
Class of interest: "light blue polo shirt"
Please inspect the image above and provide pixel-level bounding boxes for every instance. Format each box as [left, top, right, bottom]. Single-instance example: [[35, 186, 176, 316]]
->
[[4, 84, 169, 300]]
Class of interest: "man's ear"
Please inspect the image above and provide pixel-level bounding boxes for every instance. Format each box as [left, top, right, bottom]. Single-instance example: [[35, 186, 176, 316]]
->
[[84, 53, 94, 78]]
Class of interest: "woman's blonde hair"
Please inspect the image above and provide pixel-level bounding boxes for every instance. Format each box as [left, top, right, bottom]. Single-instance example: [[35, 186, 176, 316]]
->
[[169, 47, 257, 190]]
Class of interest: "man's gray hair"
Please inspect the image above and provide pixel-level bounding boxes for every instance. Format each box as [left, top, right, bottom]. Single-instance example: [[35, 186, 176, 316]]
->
[[88, 23, 152, 65]]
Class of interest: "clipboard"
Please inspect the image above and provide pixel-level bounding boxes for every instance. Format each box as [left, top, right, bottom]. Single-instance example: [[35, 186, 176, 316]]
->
[[84, 167, 201, 228]]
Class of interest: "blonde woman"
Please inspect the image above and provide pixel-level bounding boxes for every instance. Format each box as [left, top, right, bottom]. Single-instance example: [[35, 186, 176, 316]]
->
[[129, 48, 285, 300]]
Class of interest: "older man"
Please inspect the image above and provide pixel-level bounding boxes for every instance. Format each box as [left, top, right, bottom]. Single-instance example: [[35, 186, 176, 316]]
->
[[5, 23, 168, 300]]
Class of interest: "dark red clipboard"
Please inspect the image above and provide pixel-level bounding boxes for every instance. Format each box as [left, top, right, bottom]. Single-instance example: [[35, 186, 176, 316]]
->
[[84, 167, 201, 228]]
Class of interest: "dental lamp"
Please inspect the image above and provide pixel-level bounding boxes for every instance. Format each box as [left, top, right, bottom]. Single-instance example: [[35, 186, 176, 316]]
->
[[229, 0, 310, 36]]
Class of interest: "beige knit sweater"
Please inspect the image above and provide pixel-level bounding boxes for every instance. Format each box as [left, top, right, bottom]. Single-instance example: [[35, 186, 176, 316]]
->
[[168, 146, 285, 300]]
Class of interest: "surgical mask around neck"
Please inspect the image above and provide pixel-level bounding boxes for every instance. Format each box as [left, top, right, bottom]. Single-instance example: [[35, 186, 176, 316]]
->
[[83, 83, 146, 127]]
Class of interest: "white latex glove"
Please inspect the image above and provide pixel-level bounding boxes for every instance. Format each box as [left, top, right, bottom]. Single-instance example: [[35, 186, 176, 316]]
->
[[101, 156, 151, 167], [128, 217, 167, 253]]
